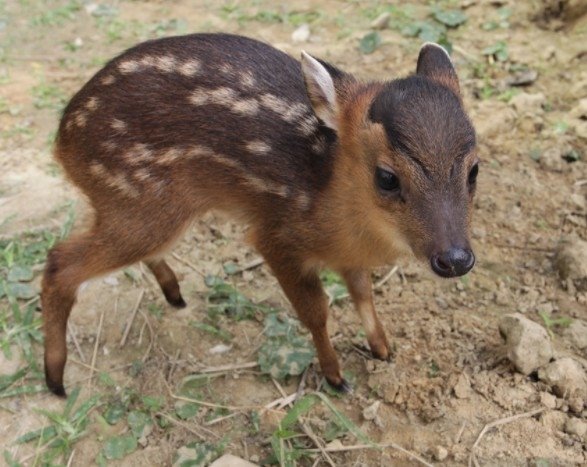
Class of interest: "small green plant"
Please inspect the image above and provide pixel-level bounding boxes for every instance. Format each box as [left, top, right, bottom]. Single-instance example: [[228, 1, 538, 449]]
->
[[17, 387, 101, 464], [31, 82, 67, 111], [258, 313, 315, 379], [538, 311, 572, 338], [30, 1, 81, 26], [482, 41, 509, 62]]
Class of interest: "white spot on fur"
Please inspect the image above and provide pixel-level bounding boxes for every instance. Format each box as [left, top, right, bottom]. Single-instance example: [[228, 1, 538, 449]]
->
[[312, 135, 327, 154], [155, 55, 177, 73], [101, 140, 118, 152], [220, 63, 233, 75], [123, 143, 154, 165], [74, 111, 87, 128], [90, 162, 139, 198], [240, 71, 256, 88], [233, 98, 259, 115], [111, 119, 127, 133], [118, 60, 140, 73], [297, 114, 319, 136], [139, 56, 156, 67], [189, 89, 209, 106], [210, 87, 237, 106], [246, 140, 271, 155], [260, 94, 309, 122], [296, 192, 311, 211], [101, 75, 116, 85], [187, 145, 215, 159], [85, 97, 99, 111], [179, 59, 201, 77], [157, 147, 183, 165], [133, 168, 151, 182]]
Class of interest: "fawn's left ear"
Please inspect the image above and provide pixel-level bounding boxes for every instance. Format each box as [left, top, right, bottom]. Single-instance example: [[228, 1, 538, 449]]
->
[[301, 51, 339, 131], [416, 43, 460, 96]]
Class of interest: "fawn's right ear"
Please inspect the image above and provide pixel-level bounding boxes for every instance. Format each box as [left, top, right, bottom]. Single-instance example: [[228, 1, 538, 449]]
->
[[416, 42, 460, 96], [301, 51, 339, 131]]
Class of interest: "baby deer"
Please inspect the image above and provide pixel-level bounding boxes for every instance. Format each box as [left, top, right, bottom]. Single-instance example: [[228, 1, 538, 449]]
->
[[43, 33, 478, 396]]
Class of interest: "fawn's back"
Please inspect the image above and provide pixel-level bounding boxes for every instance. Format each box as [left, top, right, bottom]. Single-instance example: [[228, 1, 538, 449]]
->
[[57, 34, 334, 222]]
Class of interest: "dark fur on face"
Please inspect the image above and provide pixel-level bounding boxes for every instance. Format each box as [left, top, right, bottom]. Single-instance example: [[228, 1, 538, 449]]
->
[[368, 76, 476, 181]]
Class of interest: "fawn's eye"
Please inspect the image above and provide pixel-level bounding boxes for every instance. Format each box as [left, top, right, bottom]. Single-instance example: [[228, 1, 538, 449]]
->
[[375, 167, 400, 193], [468, 163, 479, 186]]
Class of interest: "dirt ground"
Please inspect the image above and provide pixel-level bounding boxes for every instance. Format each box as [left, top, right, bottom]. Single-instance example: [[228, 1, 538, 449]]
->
[[1, 0, 586, 466]]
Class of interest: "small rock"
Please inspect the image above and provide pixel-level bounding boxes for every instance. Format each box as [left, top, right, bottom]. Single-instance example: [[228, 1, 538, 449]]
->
[[208, 344, 232, 354], [564, 320, 587, 349], [540, 410, 567, 431], [291, 24, 311, 43], [210, 454, 259, 467], [555, 237, 587, 291], [538, 358, 587, 403], [362, 401, 381, 421], [539, 146, 570, 172], [370, 12, 390, 29], [539, 392, 557, 409], [510, 92, 545, 115], [499, 313, 553, 375], [432, 445, 448, 461], [326, 439, 344, 450], [564, 418, 587, 438], [103, 275, 119, 286], [569, 193, 586, 212], [454, 373, 472, 399]]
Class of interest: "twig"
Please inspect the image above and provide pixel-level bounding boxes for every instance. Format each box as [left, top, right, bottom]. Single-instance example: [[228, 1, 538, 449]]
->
[[138, 308, 155, 362], [193, 361, 259, 374], [66, 449, 75, 467], [374, 265, 399, 289], [67, 323, 86, 363], [119, 289, 145, 347], [233, 257, 264, 274], [468, 408, 545, 466], [204, 411, 241, 426], [156, 411, 218, 440], [305, 443, 433, 467], [495, 243, 553, 253], [171, 252, 206, 277], [574, 179, 587, 186], [88, 304, 106, 388], [455, 421, 467, 444]]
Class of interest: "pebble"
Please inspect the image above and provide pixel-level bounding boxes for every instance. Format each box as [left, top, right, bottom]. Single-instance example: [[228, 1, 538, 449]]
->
[[370, 12, 390, 29], [510, 92, 545, 115], [454, 373, 472, 399], [432, 445, 448, 461], [564, 319, 587, 349], [291, 24, 311, 43], [498, 313, 553, 375], [362, 401, 381, 421], [539, 392, 557, 409], [554, 237, 587, 291], [209, 454, 259, 467], [538, 358, 587, 410]]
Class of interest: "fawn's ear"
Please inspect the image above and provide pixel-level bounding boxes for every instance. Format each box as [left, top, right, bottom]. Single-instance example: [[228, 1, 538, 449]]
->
[[416, 43, 460, 96], [301, 51, 339, 131]]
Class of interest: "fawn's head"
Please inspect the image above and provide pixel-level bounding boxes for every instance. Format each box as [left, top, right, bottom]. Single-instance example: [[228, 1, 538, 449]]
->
[[302, 43, 478, 277]]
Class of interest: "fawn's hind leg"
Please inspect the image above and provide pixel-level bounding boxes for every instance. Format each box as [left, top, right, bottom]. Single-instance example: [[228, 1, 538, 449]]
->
[[42, 214, 190, 397], [144, 258, 186, 308]]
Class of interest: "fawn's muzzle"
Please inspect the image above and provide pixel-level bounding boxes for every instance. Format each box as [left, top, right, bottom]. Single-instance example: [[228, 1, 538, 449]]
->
[[430, 247, 475, 278]]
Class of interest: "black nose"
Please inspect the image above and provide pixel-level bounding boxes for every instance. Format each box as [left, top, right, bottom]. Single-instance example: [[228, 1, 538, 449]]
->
[[431, 248, 475, 278]]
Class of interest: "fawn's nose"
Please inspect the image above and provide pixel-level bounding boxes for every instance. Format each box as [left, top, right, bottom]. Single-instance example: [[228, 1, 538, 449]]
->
[[430, 248, 475, 278]]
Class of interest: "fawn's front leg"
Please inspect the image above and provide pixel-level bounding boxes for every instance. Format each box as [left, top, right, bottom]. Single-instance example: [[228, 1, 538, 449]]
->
[[259, 249, 349, 391], [341, 269, 390, 360]]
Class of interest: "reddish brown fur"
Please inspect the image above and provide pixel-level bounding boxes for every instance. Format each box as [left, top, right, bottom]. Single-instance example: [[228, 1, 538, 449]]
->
[[42, 34, 478, 396]]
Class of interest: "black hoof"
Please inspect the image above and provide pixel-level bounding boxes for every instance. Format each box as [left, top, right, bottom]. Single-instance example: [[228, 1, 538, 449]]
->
[[327, 378, 353, 394], [166, 294, 187, 309], [47, 381, 67, 398]]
